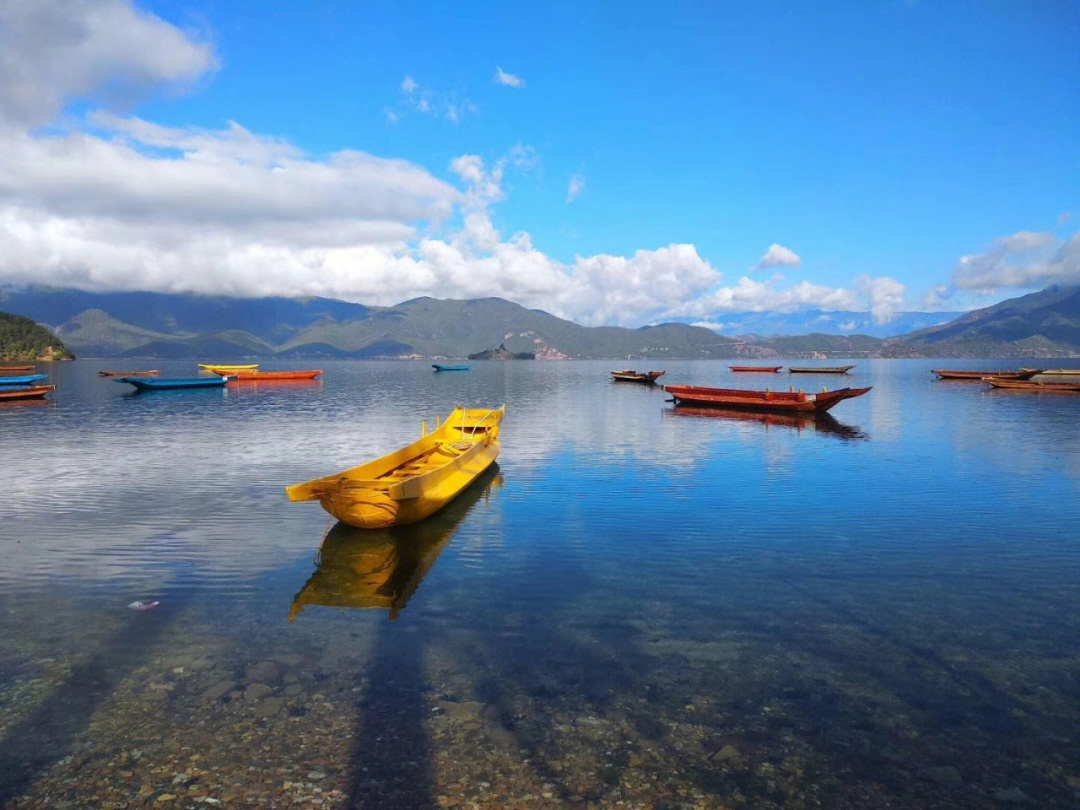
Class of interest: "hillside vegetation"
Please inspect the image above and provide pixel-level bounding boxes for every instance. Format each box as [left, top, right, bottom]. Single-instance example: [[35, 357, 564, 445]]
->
[[0, 311, 74, 361], [1, 285, 1078, 359]]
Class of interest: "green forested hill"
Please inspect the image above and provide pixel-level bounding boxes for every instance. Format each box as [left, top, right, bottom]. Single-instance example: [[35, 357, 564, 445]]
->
[[0, 311, 75, 361]]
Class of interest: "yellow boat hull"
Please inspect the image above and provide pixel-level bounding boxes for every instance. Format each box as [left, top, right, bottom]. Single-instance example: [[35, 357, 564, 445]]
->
[[198, 363, 259, 372], [286, 406, 504, 529]]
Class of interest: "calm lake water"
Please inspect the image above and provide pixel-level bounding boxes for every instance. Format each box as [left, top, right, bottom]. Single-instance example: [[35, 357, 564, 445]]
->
[[2, 359, 1079, 809]]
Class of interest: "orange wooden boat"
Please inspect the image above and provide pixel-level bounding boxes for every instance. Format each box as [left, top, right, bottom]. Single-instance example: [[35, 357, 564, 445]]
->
[[984, 377, 1080, 393], [0, 384, 55, 401], [933, 368, 1040, 381], [729, 365, 782, 373], [98, 369, 160, 377], [663, 383, 871, 413], [0, 365, 34, 373], [219, 369, 323, 381]]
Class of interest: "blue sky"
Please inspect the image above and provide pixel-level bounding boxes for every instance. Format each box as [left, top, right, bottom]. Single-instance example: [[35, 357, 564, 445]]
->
[[0, 0, 1077, 326]]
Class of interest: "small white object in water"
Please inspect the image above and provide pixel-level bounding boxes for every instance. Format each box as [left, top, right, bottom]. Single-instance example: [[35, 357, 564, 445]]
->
[[127, 600, 160, 611]]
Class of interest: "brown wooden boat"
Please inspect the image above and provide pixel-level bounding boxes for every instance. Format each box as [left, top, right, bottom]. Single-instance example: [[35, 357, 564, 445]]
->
[[984, 377, 1080, 393], [98, 369, 160, 377], [220, 370, 323, 381], [0, 384, 56, 401], [663, 383, 871, 413], [729, 365, 782, 373], [611, 369, 665, 383], [787, 365, 855, 374], [1026, 368, 1080, 377], [0, 365, 34, 373], [933, 368, 1041, 381]]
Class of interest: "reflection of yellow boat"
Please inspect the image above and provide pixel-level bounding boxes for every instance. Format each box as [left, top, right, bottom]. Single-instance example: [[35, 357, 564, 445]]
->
[[289, 468, 498, 621], [198, 363, 259, 372], [286, 406, 504, 528]]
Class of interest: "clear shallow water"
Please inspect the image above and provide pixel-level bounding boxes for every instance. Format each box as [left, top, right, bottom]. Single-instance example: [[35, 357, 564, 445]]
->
[[1, 359, 1079, 809]]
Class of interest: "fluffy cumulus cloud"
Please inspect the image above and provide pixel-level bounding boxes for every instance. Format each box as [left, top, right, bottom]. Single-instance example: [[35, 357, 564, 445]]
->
[[853, 274, 906, 323], [493, 67, 524, 88], [0, 0, 922, 328], [951, 230, 1080, 292], [0, 0, 217, 127], [753, 243, 801, 271]]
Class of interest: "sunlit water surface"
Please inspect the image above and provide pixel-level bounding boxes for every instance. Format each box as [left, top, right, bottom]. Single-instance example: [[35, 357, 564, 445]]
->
[[2, 359, 1079, 809]]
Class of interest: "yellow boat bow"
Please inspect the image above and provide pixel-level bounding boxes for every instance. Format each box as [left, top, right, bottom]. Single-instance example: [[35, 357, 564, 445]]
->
[[286, 406, 504, 528]]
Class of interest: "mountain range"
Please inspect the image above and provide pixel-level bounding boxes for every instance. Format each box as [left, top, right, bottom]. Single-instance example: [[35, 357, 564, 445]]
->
[[1, 285, 1077, 359]]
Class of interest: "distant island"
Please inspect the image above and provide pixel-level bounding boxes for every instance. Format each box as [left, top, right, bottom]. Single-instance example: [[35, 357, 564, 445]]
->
[[468, 343, 536, 360], [0, 311, 74, 361], [0, 284, 1077, 360]]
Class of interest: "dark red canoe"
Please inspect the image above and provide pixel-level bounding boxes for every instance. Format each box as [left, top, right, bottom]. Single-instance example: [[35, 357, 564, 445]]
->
[[663, 383, 871, 414], [0, 365, 34, 373], [729, 366, 782, 373], [933, 368, 1041, 381]]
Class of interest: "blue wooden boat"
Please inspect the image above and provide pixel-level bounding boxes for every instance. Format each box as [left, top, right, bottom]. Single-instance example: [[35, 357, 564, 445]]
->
[[0, 373, 48, 386], [432, 364, 470, 371], [115, 376, 231, 391]]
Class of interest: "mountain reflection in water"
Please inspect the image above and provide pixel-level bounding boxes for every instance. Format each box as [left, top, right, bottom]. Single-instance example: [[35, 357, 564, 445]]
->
[[288, 466, 500, 621], [664, 405, 866, 439]]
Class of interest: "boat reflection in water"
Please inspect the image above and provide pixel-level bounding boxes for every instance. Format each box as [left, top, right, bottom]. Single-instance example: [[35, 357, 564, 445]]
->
[[665, 405, 866, 440], [288, 466, 500, 622]]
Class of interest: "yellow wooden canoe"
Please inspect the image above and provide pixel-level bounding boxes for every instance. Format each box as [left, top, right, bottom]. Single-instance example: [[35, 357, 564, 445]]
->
[[288, 467, 498, 621], [197, 363, 259, 372], [286, 405, 505, 528]]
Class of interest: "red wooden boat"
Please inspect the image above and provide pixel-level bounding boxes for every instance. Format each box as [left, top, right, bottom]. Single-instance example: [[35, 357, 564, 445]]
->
[[220, 369, 323, 381], [610, 369, 665, 383], [0, 384, 56, 401], [729, 365, 782, 373], [984, 377, 1080, 393], [933, 368, 1040, 381], [663, 383, 871, 414], [0, 365, 34, 373], [98, 369, 160, 377]]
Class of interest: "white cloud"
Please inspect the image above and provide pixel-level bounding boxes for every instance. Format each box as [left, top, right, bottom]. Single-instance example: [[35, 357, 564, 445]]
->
[[853, 274, 906, 323], [919, 283, 952, 311], [838, 321, 856, 332], [753, 243, 801, 271], [391, 75, 475, 124], [677, 277, 856, 317], [494, 67, 524, 88], [952, 230, 1080, 292], [0, 0, 217, 128], [0, 1, 942, 331], [566, 174, 585, 203]]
